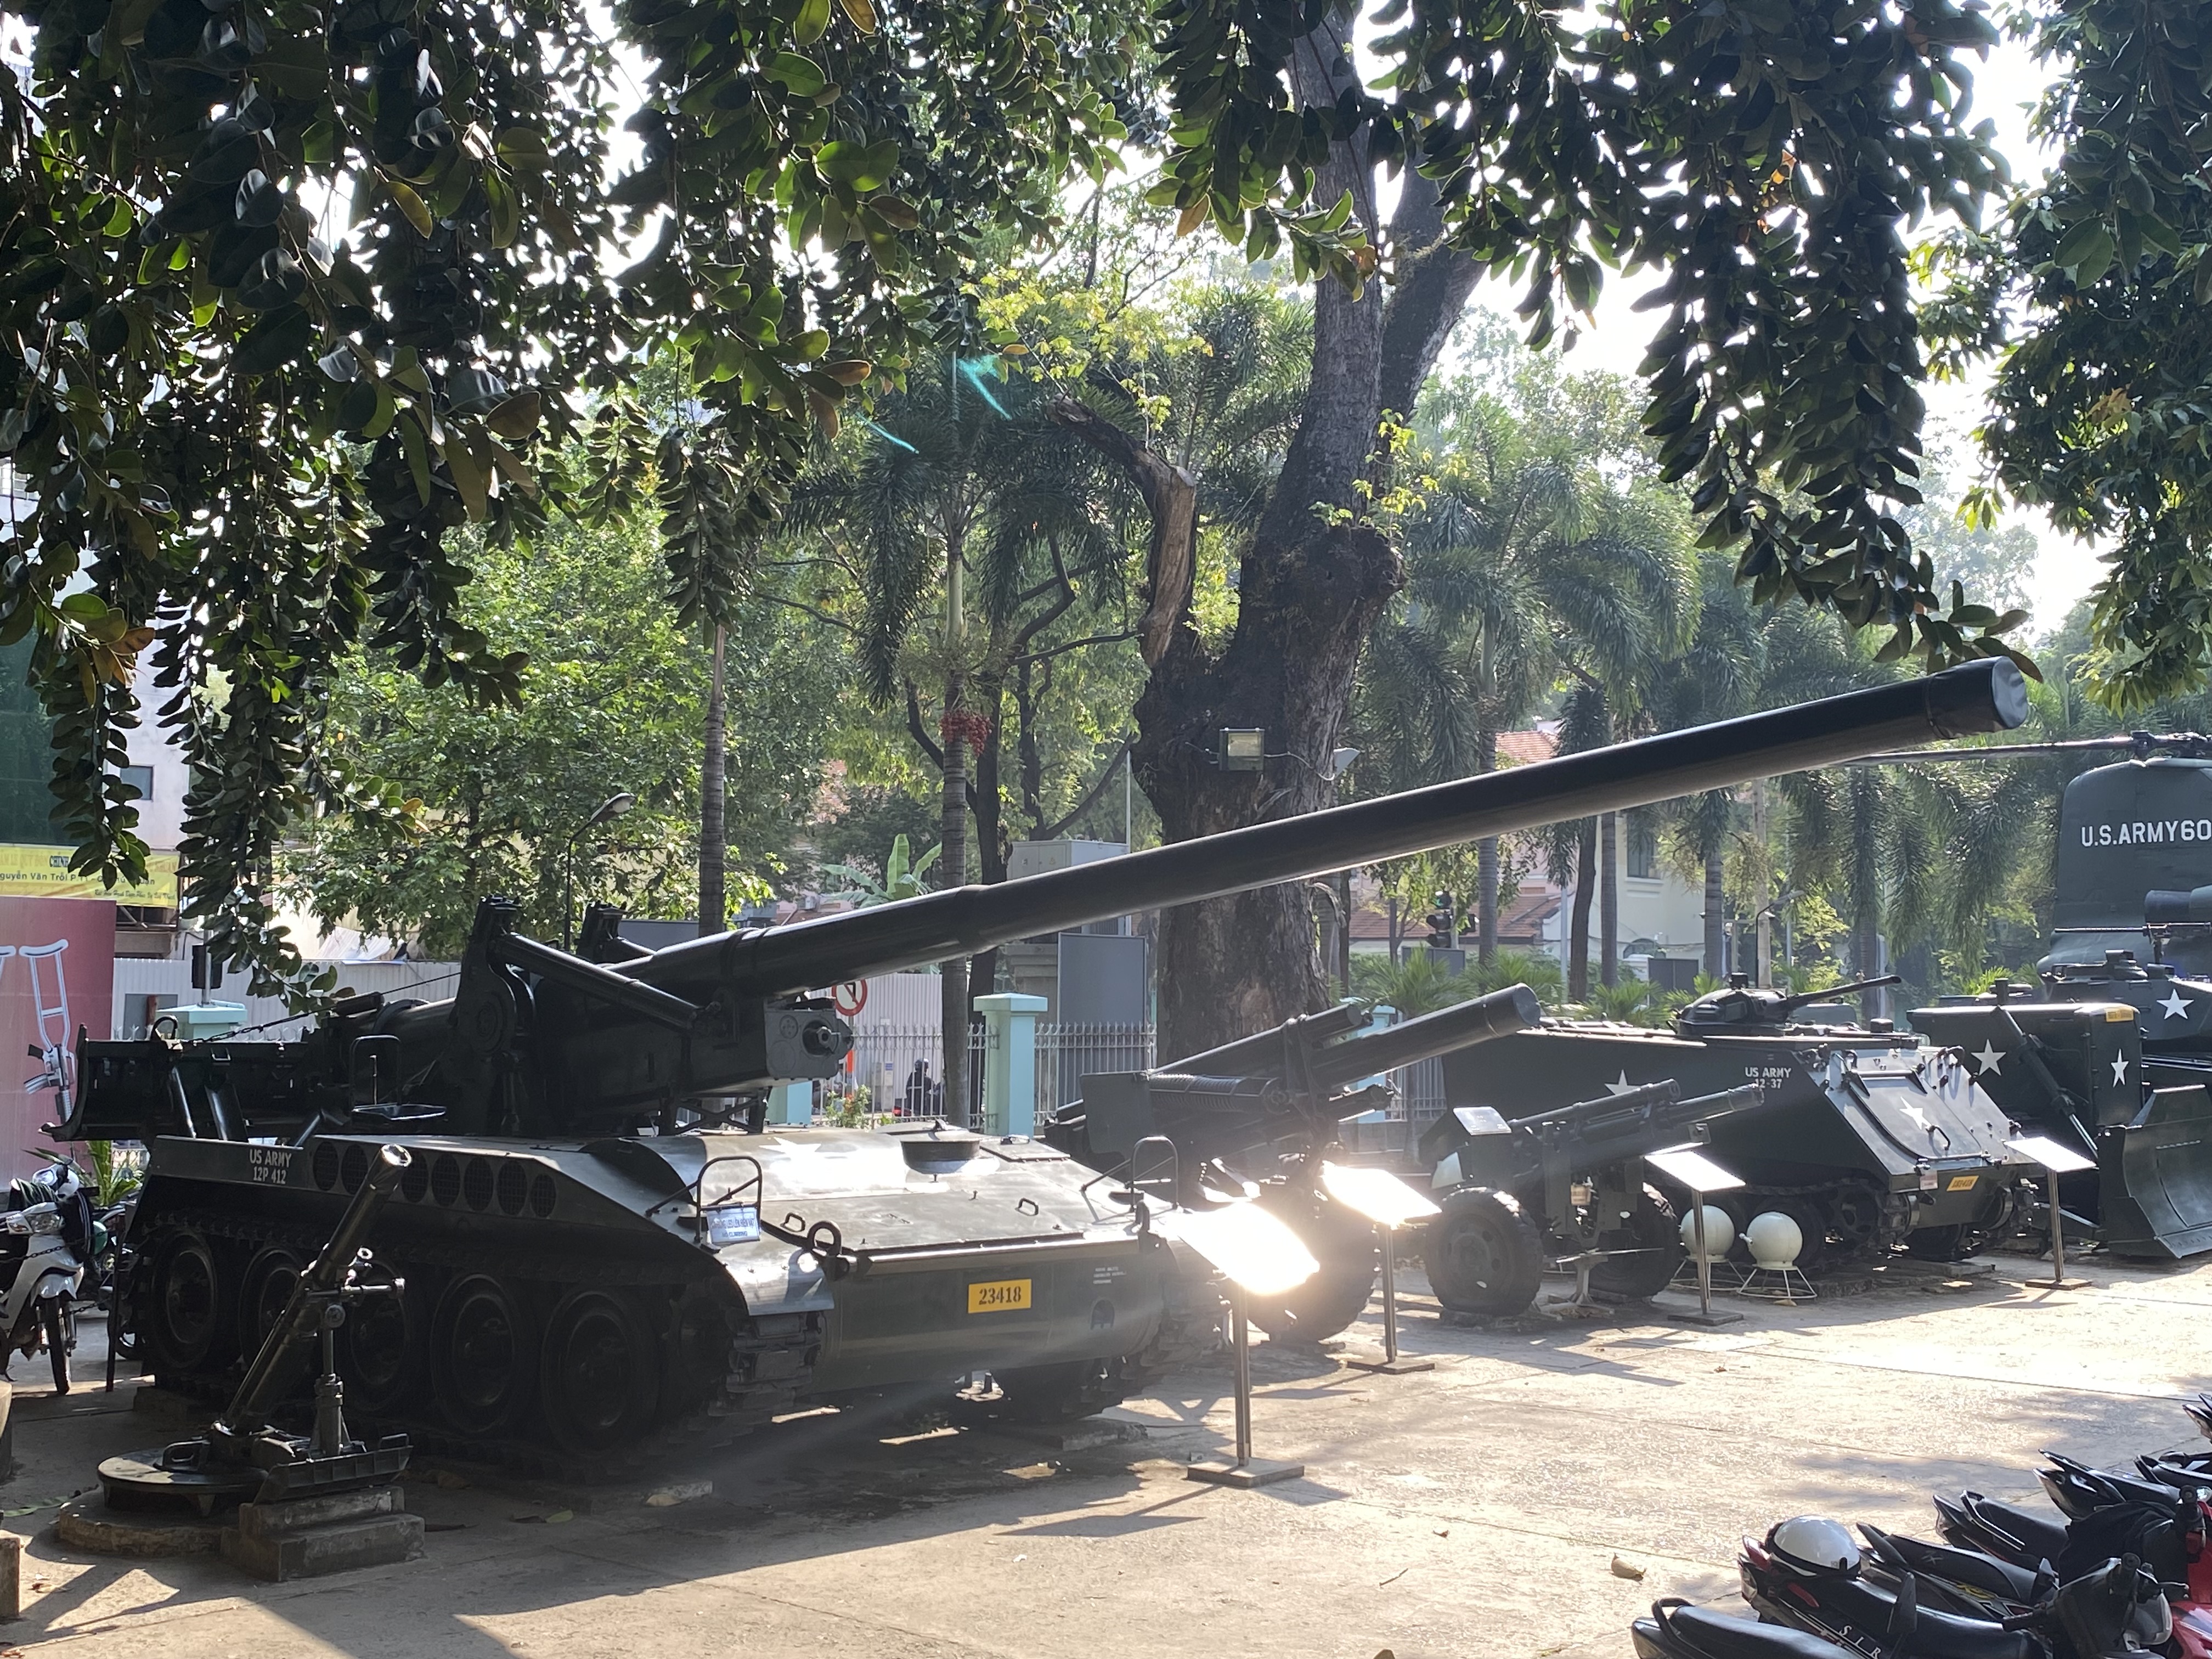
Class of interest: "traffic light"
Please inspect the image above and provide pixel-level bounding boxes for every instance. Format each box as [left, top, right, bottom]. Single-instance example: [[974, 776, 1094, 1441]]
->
[[1424, 890, 1457, 950]]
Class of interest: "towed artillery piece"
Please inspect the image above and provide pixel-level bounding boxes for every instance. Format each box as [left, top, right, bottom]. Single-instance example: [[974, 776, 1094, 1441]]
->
[[1451, 973, 2038, 1267], [54, 662, 2025, 1458], [1417, 1077, 1764, 1317], [1046, 985, 1547, 1340], [1052, 993, 1762, 1328]]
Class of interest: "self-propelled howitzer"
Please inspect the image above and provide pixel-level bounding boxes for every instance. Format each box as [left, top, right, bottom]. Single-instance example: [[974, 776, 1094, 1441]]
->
[[57, 661, 2027, 1459]]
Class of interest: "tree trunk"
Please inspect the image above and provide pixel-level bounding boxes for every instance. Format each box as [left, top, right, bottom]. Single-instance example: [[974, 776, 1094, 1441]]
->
[[940, 535, 970, 1124], [1703, 845, 1726, 982], [1599, 810, 1619, 988], [1569, 817, 1597, 1001], [1853, 910, 1884, 1024], [1386, 891, 1401, 964], [698, 623, 727, 936], [1474, 728, 1498, 963], [969, 670, 1010, 1013], [1052, 30, 1476, 1059]]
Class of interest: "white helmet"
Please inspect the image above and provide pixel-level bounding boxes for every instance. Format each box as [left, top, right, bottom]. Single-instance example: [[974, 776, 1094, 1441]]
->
[[1768, 1516, 1861, 1577]]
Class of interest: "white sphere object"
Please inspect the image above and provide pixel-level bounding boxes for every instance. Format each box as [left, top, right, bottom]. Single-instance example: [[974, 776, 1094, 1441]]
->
[[1745, 1210, 1804, 1270], [1677, 1204, 1736, 1261]]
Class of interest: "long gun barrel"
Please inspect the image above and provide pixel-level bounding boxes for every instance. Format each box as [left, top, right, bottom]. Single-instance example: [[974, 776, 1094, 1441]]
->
[[627, 662, 2025, 1001], [60, 662, 2027, 1142], [1167, 986, 1546, 1092], [1779, 973, 1901, 1015], [1060, 986, 1553, 1167], [1430, 1083, 1765, 1190]]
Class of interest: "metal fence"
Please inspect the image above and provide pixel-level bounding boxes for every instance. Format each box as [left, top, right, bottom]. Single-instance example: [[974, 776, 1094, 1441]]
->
[[817, 1021, 1155, 1127], [1034, 1022, 1154, 1123]]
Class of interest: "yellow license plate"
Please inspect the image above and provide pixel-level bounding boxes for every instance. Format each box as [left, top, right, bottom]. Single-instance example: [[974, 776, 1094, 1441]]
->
[[1946, 1175, 1979, 1193], [967, 1278, 1032, 1314]]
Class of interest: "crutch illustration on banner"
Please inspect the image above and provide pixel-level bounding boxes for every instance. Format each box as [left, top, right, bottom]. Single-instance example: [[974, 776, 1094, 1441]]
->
[[17, 940, 72, 1103]]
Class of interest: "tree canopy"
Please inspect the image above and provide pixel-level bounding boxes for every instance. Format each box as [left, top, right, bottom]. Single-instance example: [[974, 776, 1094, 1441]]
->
[[4, 0, 2203, 995]]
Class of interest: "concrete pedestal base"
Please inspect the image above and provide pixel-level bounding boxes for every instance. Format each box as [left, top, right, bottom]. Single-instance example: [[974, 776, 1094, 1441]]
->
[[1185, 1457, 1303, 1489], [220, 1486, 423, 1582], [57, 1492, 225, 1556], [1345, 1355, 1434, 1375]]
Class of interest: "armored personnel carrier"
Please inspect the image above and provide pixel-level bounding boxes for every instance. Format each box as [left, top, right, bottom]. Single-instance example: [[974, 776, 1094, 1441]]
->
[[54, 662, 2025, 1455], [1904, 747, 2212, 1259], [1455, 975, 2034, 1265]]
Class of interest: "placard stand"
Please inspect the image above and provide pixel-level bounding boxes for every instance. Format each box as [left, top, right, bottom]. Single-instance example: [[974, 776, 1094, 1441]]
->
[[1164, 1201, 1317, 1492], [1187, 1287, 1305, 1489], [1319, 1163, 1440, 1376], [1346, 1225, 1432, 1375], [1647, 1145, 1744, 1328], [2007, 1135, 2096, 1290]]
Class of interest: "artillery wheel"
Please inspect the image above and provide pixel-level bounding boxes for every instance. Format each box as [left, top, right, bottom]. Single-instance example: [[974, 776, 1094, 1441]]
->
[[143, 1228, 233, 1374], [1247, 1187, 1378, 1345], [431, 1274, 539, 1437], [236, 1245, 306, 1358], [540, 1289, 661, 1452], [1425, 1188, 1544, 1318], [1589, 1187, 1681, 1300]]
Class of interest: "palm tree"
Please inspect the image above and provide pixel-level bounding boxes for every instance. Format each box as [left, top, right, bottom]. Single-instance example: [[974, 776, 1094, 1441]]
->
[[1355, 397, 1695, 981], [791, 354, 1132, 1121], [1647, 552, 1768, 978]]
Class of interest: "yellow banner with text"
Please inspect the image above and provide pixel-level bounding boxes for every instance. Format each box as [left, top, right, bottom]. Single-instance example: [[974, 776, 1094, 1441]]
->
[[0, 845, 179, 907]]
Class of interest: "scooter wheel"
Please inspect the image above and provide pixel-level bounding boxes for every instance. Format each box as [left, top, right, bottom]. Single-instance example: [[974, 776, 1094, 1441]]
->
[[41, 1300, 70, 1396]]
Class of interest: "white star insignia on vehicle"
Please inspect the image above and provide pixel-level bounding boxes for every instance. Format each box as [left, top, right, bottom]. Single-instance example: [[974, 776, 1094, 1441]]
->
[[1971, 1042, 2004, 1076], [1900, 1103, 1932, 1131], [2160, 989, 2193, 1020], [2112, 1054, 2130, 1087], [1605, 1072, 1637, 1096]]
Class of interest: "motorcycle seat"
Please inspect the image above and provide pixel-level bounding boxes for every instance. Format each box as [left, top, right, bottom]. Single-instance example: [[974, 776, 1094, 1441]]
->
[[1963, 1494, 2070, 1566], [1812, 1575, 2040, 1659], [1657, 1606, 1859, 1659], [1864, 1527, 2046, 1604]]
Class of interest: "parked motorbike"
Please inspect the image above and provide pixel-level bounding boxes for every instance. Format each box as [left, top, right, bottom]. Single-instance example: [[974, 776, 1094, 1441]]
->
[[1740, 1516, 2172, 1659], [0, 1162, 93, 1395], [92, 1194, 137, 1362]]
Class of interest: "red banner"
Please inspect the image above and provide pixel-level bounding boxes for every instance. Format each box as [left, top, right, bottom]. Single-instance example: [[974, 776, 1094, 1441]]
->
[[0, 898, 114, 1178]]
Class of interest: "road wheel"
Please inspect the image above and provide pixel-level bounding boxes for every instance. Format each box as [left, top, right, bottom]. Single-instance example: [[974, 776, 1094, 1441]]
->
[[144, 1228, 232, 1374], [1247, 1187, 1379, 1345], [539, 1289, 660, 1452], [1590, 1186, 1682, 1300], [989, 1358, 1129, 1423], [431, 1274, 539, 1438], [1425, 1188, 1544, 1317], [1905, 1224, 1972, 1262], [41, 1300, 71, 1396], [236, 1246, 306, 1359], [337, 1258, 424, 1417]]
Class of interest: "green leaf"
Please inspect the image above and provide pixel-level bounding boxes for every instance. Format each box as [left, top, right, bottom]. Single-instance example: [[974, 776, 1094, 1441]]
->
[[233, 305, 313, 375], [384, 174, 434, 238], [818, 138, 898, 191], [766, 53, 826, 96], [2055, 218, 2114, 284], [398, 411, 433, 505], [793, 0, 831, 46]]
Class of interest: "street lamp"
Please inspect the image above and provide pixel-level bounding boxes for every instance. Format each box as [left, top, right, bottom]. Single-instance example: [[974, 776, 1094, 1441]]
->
[[563, 791, 636, 950]]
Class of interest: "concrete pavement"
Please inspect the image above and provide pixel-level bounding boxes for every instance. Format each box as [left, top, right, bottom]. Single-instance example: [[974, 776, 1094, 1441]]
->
[[0, 1251, 2201, 1658]]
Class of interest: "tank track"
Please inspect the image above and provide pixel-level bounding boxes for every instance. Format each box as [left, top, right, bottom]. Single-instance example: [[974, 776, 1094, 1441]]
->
[[128, 1208, 822, 1476]]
